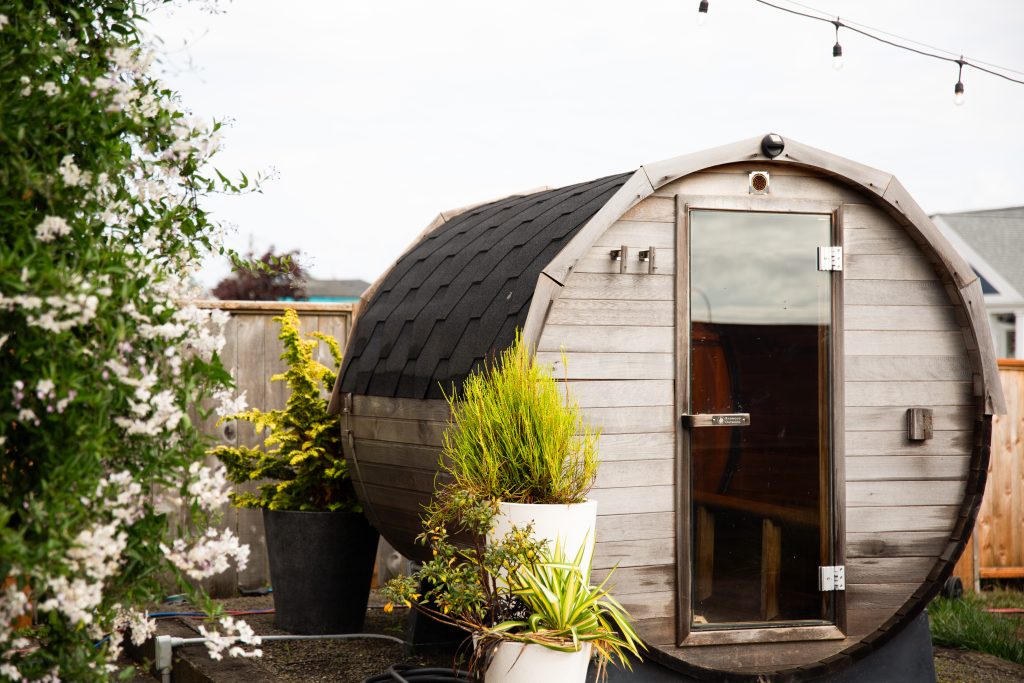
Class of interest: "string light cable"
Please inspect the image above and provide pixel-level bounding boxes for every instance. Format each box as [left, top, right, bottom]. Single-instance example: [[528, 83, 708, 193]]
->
[[694, 0, 1024, 103]]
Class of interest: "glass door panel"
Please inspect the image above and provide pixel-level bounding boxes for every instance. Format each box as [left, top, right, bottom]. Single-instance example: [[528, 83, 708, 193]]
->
[[688, 209, 833, 628]]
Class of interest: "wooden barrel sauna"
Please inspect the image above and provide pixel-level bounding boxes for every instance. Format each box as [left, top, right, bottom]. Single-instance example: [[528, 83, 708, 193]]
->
[[329, 135, 1003, 680]]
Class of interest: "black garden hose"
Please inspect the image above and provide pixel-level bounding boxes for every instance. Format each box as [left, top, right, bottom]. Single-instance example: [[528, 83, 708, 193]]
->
[[361, 664, 474, 682]]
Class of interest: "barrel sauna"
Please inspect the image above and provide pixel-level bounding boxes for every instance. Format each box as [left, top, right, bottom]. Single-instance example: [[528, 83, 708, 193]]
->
[[328, 134, 1003, 680]]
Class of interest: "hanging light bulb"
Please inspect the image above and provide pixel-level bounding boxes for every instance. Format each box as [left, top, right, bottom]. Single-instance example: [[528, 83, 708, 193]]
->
[[954, 58, 965, 105], [832, 42, 844, 70], [697, 0, 709, 26], [831, 21, 844, 70]]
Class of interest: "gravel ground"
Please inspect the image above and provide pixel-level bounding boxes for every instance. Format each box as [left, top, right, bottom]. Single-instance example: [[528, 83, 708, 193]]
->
[[934, 646, 1024, 683], [119, 594, 1024, 682]]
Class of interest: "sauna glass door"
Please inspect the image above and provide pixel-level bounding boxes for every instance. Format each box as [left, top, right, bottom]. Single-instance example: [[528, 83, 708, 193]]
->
[[686, 209, 834, 629]]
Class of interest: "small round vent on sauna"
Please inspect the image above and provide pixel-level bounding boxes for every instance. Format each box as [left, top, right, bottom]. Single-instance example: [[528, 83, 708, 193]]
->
[[749, 170, 770, 194]]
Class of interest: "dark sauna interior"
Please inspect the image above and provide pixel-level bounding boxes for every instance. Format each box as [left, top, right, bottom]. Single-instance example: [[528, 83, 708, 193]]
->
[[691, 321, 830, 625]]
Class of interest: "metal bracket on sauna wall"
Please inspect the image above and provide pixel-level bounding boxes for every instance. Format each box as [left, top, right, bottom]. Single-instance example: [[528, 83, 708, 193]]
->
[[638, 247, 657, 274], [609, 245, 628, 274]]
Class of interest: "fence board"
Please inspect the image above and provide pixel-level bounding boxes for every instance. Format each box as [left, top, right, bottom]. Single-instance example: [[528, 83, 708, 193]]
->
[[187, 301, 355, 595], [954, 361, 1024, 591]]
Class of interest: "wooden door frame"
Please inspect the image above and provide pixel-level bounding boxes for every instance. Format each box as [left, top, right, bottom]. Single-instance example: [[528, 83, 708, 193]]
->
[[673, 195, 847, 647]]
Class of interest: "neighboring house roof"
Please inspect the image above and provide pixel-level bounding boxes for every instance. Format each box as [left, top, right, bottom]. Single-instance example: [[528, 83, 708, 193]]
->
[[338, 173, 632, 399], [931, 206, 1024, 306], [303, 278, 369, 299]]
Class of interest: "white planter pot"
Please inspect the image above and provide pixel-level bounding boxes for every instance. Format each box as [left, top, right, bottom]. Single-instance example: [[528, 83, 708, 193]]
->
[[484, 640, 592, 683], [490, 499, 598, 578]]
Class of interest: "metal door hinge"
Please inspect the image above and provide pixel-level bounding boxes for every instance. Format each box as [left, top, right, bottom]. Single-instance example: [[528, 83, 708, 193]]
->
[[817, 246, 843, 271], [819, 565, 846, 591]]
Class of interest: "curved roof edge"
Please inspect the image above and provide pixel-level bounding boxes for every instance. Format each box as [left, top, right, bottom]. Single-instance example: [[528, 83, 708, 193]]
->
[[525, 134, 1005, 415]]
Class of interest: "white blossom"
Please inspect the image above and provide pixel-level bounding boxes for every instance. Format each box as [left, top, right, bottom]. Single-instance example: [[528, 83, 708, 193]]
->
[[58, 155, 89, 187], [160, 528, 249, 580], [38, 81, 60, 97], [196, 616, 261, 661], [0, 15, 8, 30], [213, 388, 248, 417], [34, 215, 71, 242], [187, 462, 231, 511]]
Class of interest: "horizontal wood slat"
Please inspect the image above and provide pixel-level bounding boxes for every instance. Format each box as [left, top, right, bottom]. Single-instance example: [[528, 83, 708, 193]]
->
[[845, 306, 957, 331], [356, 462, 441, 492], [592, 221, 675, 248], [616, 591, 675, 620], [597, 432, 675, 461], [582, 406, 674, 434], [844, 280, 952, 306], [538, 352, 674, 380], [352, 395, 450, 421], [596, 512, 674, 542], [350, 415, 445, 447], [845, 455, 970, 481], [847, 505, 959, 533], [844, 232, 918, 255], [539, 325, 673, 353], [844, 430, 971, 456], [591, 565, 674, 594], [845, 355, 972, 381], [847, 480, 966, 507], [590, 485, 674, 515], [546, 299, 674, 327], [594, 538, 675, 569], [595, 459, 674, 488], [844, 254, 937, 281], [845, 381, 972, 406], [563, 380, 674, 408], [846, 557, 935, 584], [560, 273, 674, 300], [845, 331, 966, 356], [847, 531, 949, 558], [354, 440, 440, 468]]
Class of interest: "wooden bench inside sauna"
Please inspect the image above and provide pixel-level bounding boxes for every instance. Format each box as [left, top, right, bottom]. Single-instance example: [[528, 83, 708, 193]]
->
[[329, 134, 1003, 680]]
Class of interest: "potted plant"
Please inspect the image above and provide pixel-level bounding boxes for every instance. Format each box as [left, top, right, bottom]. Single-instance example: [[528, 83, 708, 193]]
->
[[383, 497, 644, 682], [438, 335, 600, 572], [211, 309, 378, 634]]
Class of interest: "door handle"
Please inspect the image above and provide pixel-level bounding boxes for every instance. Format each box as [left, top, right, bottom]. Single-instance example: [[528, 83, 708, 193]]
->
[[681, 413, 750, 427]]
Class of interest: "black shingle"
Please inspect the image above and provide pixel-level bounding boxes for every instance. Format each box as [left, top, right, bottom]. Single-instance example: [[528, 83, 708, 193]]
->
[[338, 172, 631, 399]]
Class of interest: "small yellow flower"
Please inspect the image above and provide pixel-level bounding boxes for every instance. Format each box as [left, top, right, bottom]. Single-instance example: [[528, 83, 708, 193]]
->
[[383, 602, 394, 614]]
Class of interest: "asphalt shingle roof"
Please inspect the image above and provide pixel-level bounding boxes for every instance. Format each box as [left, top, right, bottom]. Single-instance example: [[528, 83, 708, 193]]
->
[[934, 206, 1024, 296], [338, 173, 631, 399]]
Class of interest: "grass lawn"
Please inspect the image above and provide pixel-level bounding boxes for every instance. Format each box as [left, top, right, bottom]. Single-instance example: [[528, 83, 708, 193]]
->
[[930, 587, 1024, 666]]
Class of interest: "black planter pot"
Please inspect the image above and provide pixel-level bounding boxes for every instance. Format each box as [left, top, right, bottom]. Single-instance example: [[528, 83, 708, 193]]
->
[[262, 509, 379, 634]]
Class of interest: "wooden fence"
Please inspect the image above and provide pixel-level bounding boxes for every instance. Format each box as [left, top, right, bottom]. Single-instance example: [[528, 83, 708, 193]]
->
[[953, 359, 1024, 591], [191, 300, 355, 597]]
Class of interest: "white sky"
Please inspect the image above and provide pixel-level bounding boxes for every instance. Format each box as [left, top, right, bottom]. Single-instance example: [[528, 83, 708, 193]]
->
[[146, 1, 1024, 289]]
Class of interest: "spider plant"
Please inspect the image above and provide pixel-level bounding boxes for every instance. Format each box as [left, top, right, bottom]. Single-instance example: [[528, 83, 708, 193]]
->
[[482, 539, 645, 681]]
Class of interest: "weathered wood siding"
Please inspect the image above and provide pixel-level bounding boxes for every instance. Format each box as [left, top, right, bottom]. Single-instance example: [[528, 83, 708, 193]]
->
[[344, 395, 449, 561], [536, 163, 982, 671], [191, 301, 354, 596], [954, 360, 1024, 588]]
